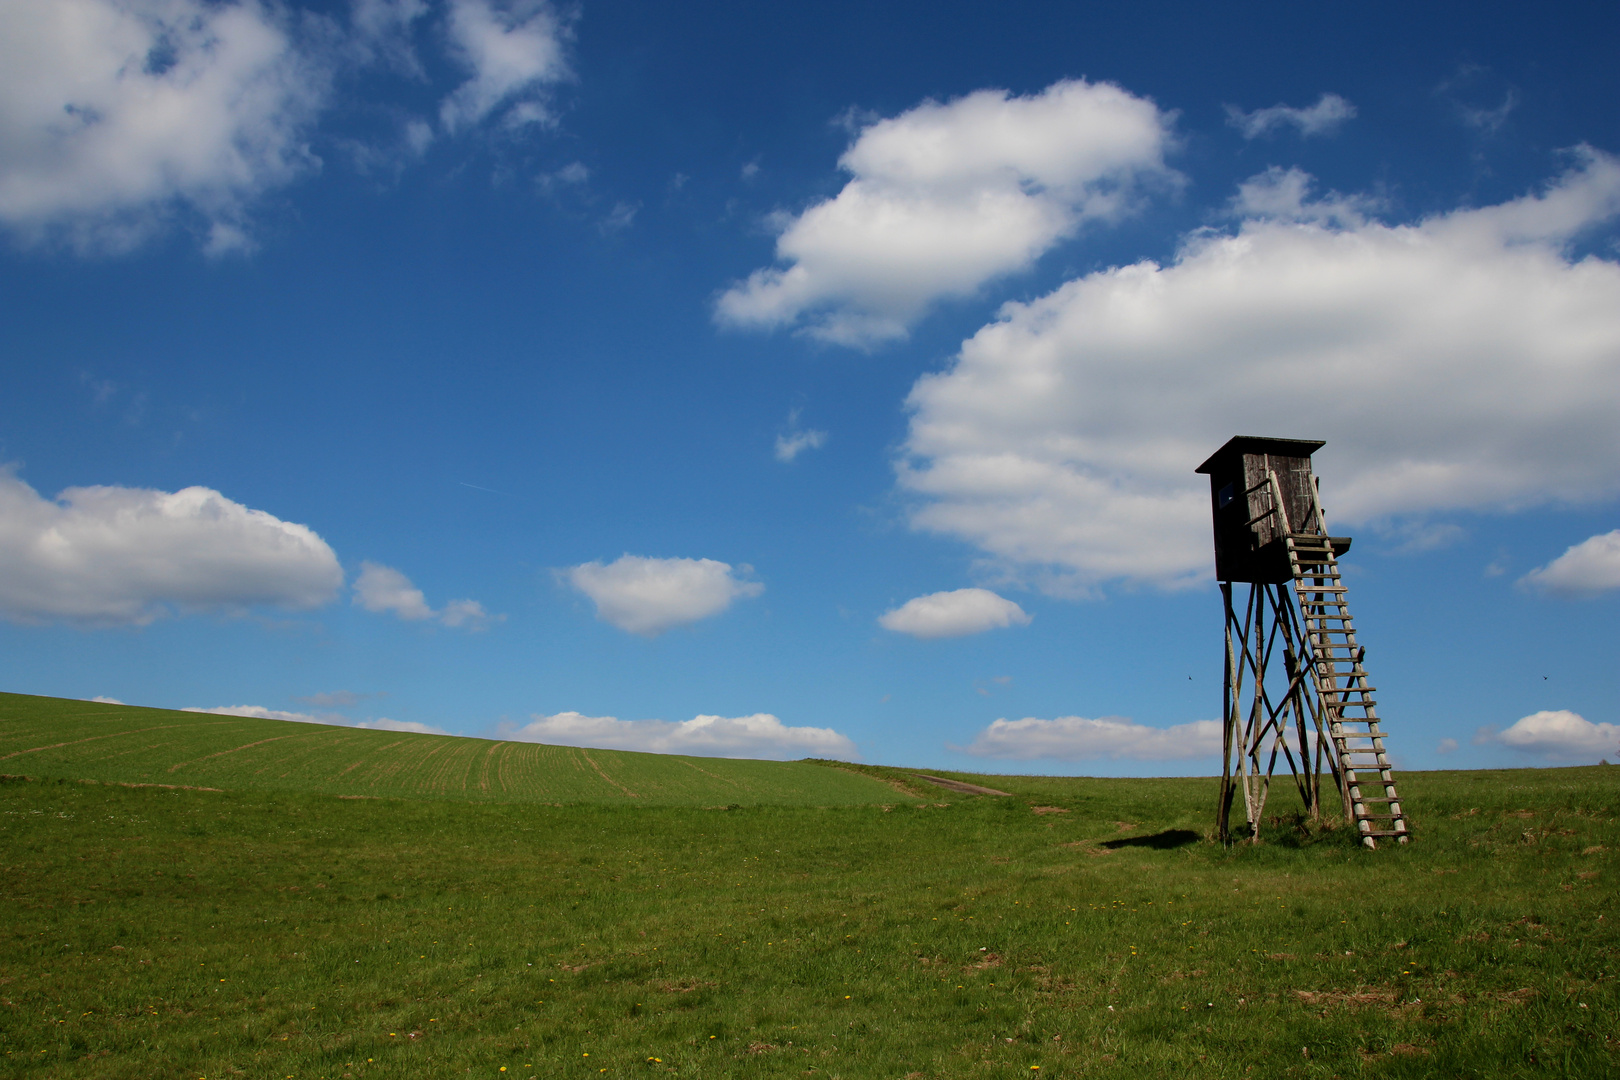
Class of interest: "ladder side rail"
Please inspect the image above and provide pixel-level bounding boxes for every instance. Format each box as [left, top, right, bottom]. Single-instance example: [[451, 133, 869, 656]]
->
[[1279, 469, 1376, 843], [1302, 474, 1407, 846]]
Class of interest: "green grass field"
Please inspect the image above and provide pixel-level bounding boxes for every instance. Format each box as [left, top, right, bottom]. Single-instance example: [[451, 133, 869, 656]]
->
[[1, 692, 1616, 1078]]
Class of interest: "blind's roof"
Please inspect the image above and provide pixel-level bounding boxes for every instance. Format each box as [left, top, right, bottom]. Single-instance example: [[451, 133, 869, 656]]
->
[[1195, 435, 1326, 475]]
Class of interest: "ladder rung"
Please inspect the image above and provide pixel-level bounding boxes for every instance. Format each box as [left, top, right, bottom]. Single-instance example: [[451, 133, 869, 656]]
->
[[1360, 829, 1411, 837], [1352, 797, 1399, 803]]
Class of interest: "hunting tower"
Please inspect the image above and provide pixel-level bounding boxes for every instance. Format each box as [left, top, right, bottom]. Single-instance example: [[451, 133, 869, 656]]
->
[[1196, 436, 1410, 848]]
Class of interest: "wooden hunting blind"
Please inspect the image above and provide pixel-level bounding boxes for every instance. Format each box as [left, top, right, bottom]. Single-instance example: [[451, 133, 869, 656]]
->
[[1197, 436, 1409, 848]]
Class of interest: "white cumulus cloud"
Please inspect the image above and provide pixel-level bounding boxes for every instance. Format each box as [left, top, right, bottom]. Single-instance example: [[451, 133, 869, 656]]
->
[[0, 468, 342, 624], [0, 0, 575, 251], [878, 587, 1030, 639], [1225, 92, 1357, 139], [715, 79, 1178, 347], [502, 710, 858, 760], [353, 561, 433, 620], [562, 555, 763, 636], [1483, 710, 1620, 761], [439, 0, 570, 133], [1520, 530, 1620, 597], [352, 561, 496, 629], [899, 150, 1620, 594], [959, 715, 1222, 761], [0, 0, 330, 252]]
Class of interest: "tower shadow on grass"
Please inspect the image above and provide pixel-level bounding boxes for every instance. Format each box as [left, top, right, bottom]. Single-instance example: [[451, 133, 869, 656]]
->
[[1101, 829, 1202, 851]]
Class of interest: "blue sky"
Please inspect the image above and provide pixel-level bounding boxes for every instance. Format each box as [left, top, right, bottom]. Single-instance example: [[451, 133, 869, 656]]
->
[[2, 0, 1617, 773]]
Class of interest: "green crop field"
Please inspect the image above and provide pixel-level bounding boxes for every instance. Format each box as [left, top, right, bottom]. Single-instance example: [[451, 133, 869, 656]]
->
[[1, 691, 1616, 1079], [0, 694, 915, 807]]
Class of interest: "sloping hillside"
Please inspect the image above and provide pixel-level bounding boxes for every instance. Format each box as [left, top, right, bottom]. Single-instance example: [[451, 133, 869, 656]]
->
[[0, 692, 915, 806]]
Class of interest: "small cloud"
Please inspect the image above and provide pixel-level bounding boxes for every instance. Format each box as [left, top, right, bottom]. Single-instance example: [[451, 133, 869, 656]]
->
[[599, 201, 640, 234], [774, 409, 828, 462], [957, 715, 1221, 761], [774, 429, 826, 462], [203, 220, 254, 257], [405, 119, 435, 156], [440, 598, 493, 628], [1435, 66, 1518, 135], [1519, 530, 1620, 597], [1437, 737, 1459, 754], [80, 373, 120, 407], [89, 695, 125, 705], [560, 555, 763, 636], [1230, 166, 1377, 227], [740, 159, 760, 181], [1225, 93, 1357, 139], [1460, 90, 1519, 134], [539, 161, 590, 191], [973, 675, 1013, 697], [354, 562, 433, 620], [1480, 709, 1620, 761], [501, 710, 857, 760], [353, 561, 498, 629], [879, 588, 1030, 639], [439, 0, 573, 134]]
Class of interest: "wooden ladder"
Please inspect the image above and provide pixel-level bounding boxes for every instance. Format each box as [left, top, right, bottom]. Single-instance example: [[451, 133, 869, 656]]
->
[[1282, 524, 1410, 848]]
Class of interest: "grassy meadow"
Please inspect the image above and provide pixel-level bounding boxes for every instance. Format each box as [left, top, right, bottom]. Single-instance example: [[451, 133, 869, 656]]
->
[[1, 693, 1616, 1078]]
